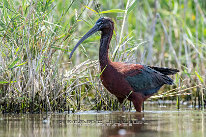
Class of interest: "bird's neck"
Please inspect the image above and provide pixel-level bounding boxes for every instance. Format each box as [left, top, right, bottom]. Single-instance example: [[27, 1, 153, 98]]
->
[[99, 28, 113, 70]]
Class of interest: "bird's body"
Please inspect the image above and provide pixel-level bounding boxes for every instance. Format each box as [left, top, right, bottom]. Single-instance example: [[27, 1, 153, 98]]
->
[[70, 17, 179, 112], [99, 60, 176, 111], [100, 61, 148, 112]]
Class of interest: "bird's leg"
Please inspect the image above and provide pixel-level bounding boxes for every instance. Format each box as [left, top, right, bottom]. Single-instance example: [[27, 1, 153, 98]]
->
[[118, 98, 125, 111], [132, 100, 142, 112], [129, 92, 144, 112]]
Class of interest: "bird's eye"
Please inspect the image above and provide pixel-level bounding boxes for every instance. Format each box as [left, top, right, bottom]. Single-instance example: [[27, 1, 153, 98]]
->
[[97, 21, 103, 25], [96, 21, 104, 29]]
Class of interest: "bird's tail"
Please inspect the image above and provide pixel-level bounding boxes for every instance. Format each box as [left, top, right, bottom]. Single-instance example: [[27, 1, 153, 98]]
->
[[149, 66, 179, 75]]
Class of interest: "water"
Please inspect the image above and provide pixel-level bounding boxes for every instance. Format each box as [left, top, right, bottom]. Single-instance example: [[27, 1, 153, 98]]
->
[[0, 105, 205, 137]]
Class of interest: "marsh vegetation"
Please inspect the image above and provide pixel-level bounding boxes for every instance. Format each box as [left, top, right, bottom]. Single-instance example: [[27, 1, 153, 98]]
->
[[0, 0, 205, 113]]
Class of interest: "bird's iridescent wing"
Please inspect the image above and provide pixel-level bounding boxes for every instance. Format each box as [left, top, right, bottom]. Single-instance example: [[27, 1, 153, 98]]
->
[[124, 65, 173, 96]]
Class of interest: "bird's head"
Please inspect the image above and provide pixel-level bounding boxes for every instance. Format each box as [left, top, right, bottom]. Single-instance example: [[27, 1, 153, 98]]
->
[[69, 17, 114, 59], [95, 17, 114, 30]]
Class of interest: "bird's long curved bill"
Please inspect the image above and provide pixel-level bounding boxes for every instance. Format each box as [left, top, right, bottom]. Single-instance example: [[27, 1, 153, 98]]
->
[[69, 24, 99, 59]]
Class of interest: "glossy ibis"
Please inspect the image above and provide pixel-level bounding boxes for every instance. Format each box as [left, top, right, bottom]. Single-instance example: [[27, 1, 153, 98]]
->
[[69, 17, 179, 112]]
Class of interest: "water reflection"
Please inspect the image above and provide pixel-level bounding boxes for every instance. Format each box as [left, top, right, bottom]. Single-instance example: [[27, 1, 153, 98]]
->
[[100, 112, 169, 137], [0, 106, 205, 137]]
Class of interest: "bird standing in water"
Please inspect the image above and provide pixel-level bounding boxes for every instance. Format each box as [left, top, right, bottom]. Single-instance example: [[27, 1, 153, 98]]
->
[[69, 17, 179, 112]]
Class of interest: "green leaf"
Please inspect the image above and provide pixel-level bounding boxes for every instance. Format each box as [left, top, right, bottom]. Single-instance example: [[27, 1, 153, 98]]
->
[[183, 68, 191, 79], [8, 58, 19, 69], [117, 16, 123, 20], [172, 2, 178, 14], [128, 0, 137, 14], [3, 0, 9, 9], [16, 61, 27, 67], [195, 71, 204, 84], [43, 64, 46, 72], [99, 9, 125, 14], [84, 7, 124, 14], [15, 47, 19, 55], [0, 81, 16, 84], [85, 6, 98, 14], [0, 81, 9, 84]]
